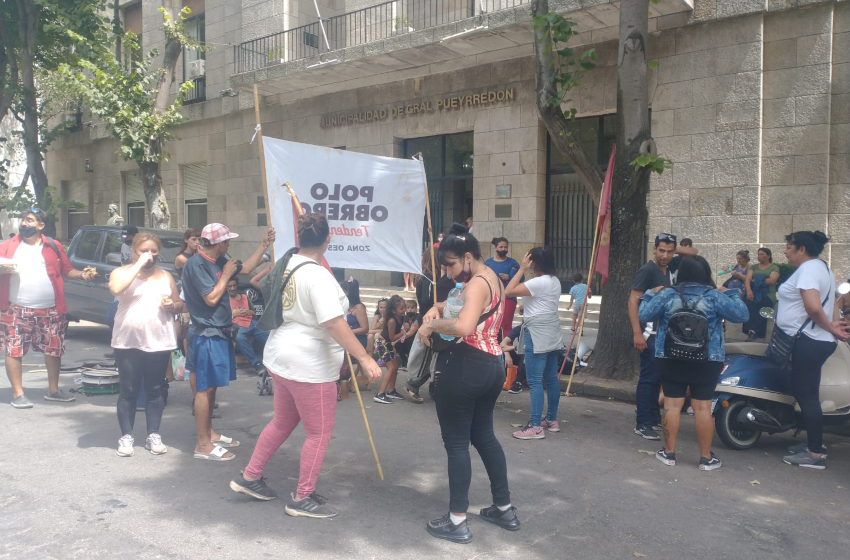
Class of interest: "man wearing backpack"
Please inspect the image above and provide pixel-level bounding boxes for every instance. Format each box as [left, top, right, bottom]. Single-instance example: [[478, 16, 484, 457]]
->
[[628, 233, 676, 440], [0, 208, 96, 408]]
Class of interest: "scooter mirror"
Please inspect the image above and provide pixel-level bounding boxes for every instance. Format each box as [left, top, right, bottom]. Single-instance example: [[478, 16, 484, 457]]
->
[[759, 307, 775, 319], [838, 282, 850, 295]]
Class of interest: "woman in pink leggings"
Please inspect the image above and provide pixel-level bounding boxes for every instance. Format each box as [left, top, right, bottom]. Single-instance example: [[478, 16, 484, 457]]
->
[[229, 213, 381, 518]]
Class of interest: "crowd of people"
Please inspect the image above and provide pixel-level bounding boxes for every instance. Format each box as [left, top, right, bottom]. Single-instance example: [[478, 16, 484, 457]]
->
[[2, 205, 848, 541]]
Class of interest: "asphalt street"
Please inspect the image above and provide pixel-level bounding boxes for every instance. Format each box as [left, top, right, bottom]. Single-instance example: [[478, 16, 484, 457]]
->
[[2, 322, 850, 560]]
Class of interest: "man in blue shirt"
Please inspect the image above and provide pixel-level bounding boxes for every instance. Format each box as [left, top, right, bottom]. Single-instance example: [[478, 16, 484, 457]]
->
[[182, 223, 274, 461], [485, 237, 523, 336]]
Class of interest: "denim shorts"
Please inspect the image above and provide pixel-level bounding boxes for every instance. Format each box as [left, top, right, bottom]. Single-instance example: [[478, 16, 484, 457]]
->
[[193, 334, 236, 392]]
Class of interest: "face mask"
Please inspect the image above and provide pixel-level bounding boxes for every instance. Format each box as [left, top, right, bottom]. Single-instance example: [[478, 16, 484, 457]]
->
[[496, 250, 508, 258], [529, 267, 536, 276], [18, 225, 39, 238], [453, 259, 472, 284]]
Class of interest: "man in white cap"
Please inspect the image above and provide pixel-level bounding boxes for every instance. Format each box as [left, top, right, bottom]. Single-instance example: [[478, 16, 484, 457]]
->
[[182, 223, 275, 461]]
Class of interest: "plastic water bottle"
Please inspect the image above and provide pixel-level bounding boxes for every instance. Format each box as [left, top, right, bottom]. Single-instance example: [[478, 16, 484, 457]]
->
[[440, 283, 464, 340]]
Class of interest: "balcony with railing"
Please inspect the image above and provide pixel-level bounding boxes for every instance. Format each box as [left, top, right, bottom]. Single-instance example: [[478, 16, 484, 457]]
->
[[232, 0, 694, 93], [234, 0, 535, 74]]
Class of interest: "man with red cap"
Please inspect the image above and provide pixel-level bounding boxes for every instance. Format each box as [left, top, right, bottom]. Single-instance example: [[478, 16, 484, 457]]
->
[[182, 223, 274, 461]]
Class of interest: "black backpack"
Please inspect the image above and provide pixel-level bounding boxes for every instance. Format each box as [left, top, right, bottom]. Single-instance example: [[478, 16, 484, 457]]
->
[[663, 286, 713, 362]]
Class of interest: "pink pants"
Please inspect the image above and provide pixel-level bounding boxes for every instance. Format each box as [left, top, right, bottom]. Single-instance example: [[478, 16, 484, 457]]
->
[[244, 373, 337, 498]]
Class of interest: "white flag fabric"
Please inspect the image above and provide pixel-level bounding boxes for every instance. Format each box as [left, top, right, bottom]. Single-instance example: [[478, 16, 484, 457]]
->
[[263, 137, 426, 273]]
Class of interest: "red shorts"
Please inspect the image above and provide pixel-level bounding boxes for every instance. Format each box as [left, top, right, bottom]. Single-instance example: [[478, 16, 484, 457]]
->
[[0, 304, 68, 358]]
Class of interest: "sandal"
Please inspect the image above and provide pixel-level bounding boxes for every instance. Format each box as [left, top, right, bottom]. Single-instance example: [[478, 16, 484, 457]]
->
[[405, 387, 424, 404], [212, 435, 240, 448], [194, 445, 235, 461]]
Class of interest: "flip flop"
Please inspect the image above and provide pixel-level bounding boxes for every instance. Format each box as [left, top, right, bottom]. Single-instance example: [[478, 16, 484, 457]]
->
[[405, 387, 424, 404], [212, 435, 240, 448], [194, 445, 235, 461]]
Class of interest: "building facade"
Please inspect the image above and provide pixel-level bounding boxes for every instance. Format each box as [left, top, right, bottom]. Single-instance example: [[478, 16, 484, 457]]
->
[[46, 0, 850, 284]]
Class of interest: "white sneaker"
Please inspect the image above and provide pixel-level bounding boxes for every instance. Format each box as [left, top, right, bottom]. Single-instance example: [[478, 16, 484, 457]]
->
[[145, 433, 168, 455], [117, 434, 134, 457]]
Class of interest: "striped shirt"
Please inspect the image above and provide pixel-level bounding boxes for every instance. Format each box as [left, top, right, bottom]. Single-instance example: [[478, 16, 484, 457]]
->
[[462, 275, 503, 356]]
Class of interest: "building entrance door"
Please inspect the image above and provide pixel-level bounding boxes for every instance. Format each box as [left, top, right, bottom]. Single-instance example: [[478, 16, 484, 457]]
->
[[404, 132, 473, 247]]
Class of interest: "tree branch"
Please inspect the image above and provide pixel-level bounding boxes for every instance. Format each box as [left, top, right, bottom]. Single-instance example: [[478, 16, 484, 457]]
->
[[532, 0, 604, 206]]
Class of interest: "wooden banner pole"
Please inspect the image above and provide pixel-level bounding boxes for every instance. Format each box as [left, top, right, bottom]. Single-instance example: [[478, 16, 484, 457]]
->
[[419, 154, 438, 305], [253, 84, 274, 262], [346, 351, 384, 480]]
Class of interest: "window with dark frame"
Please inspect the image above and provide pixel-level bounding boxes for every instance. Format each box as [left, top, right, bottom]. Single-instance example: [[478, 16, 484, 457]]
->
[[182, 14, 206, 104]]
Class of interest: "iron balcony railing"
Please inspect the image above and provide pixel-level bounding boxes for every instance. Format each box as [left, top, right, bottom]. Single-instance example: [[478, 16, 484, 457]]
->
[[183, 76, 206, 105], [234, 0, 531, 74]]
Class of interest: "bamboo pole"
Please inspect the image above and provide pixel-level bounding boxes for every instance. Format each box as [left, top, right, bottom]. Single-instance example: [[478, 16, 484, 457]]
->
[[253, 84, 275, 262], [419, 155, 438, 305], [346, 351, 384, 480]]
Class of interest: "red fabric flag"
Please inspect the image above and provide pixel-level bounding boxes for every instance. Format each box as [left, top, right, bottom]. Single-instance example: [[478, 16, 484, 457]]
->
[[289, 190, 334, 275], [593, 146, 616, 285]]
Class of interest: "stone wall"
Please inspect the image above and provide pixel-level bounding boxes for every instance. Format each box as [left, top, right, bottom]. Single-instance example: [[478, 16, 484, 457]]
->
[[830, 2, 850, 275]]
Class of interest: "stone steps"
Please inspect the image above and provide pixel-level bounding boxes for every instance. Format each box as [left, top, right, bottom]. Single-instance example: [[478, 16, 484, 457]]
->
[[357, 286, 601, 330]]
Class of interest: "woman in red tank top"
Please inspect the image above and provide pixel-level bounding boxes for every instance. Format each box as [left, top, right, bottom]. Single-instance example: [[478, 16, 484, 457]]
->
[[417, 223, 519, 544]]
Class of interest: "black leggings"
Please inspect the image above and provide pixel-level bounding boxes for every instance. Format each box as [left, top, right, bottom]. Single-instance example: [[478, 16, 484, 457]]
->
[[435, 343, 510, 513], [790, 334, 837, 454], [115, 348, 171, 436]]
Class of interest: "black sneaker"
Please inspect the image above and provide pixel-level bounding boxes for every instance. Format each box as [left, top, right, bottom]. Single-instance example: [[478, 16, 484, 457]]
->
[[386, 390, 405, 400], [634, 425, 661, 440], [479, 505, 521, 531], [426, 513, 472, 544], [656, 449, 676, 466], [284, 492, 338, 518], [373, 393, 393, 404], [699, 452, 722, 471], [507, 382, 522, 394], [230, 472, 277, 501]]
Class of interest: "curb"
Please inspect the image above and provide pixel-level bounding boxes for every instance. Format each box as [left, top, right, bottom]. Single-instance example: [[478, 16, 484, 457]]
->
[[559, 372, 636, 404]]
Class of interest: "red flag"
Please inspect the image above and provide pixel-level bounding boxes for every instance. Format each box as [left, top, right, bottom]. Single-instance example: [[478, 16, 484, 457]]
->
[[288, 187, 333, 275], [593, 146, 616, 285]]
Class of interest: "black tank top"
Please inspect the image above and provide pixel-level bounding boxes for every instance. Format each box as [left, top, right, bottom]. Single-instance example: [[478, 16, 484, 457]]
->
[[176, 251, 192, 279]]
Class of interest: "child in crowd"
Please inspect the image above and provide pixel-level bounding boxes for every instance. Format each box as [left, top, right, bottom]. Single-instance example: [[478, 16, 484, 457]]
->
[[395, 299, 420, 368], [366, 298, 388, 356], [500, 324, 526, 394], [374, 295, 406, 404], [567, 273, 591, 332]]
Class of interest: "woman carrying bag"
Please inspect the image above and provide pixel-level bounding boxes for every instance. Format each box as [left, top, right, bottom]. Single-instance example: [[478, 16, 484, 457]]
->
[[773, 231, 850, 469]]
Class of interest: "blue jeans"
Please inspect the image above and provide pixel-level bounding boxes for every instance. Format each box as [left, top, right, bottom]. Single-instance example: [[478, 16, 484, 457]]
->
[[524, 331, 561, 426], [635, 337, 661, 427], [235, 319, 270, 369]]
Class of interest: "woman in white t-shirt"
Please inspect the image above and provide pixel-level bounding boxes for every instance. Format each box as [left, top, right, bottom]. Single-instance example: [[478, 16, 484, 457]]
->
[[230, 213, 381, 518], [505, 247, 564, 440], [777, 231, 850, 470]]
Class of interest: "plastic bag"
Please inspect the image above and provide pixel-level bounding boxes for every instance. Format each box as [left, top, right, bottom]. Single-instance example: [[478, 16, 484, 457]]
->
[[503, 365, 517, 391], [172, 350, 187, 381]]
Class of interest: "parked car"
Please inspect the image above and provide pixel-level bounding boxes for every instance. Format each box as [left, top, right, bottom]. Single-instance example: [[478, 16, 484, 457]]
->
[[64, 225, 251, 325]]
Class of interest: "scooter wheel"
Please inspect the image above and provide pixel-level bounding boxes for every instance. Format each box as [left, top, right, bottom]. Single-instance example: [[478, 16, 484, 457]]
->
[[715, 398, 762, 450]]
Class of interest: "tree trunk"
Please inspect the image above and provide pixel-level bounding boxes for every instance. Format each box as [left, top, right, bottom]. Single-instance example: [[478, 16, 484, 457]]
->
[[140, 160, 170, 229], [16, 0, 55, 236], [586, 0, 653, 380], [140, 0, 184, 230], [532, 0, 604, 206]]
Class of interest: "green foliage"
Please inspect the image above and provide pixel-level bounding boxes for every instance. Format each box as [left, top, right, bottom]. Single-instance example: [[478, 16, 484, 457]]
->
[[647, 59, 659, 70], [531, 12, 596, 116], [630, 154, 673, 174], [1, 185, 83, 222], [55, 7, 208, 164]]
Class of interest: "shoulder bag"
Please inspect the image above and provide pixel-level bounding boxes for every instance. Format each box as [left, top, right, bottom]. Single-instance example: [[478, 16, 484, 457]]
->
[[764, 261, 830, 369]]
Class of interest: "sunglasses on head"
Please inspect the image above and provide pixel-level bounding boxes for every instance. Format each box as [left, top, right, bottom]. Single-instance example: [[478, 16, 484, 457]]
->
[[656, 233, 677, 244]]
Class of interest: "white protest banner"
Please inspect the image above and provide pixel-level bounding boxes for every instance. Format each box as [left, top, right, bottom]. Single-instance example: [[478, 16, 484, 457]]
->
[[263, 137, 426, 273]]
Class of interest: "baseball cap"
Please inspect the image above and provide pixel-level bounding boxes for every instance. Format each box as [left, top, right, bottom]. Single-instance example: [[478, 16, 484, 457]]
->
[[120, 225, 139, 238], [201, 223, 239, 245]]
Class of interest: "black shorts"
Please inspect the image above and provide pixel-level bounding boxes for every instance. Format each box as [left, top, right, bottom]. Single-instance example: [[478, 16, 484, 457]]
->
[[655, 358, 723, 401]]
